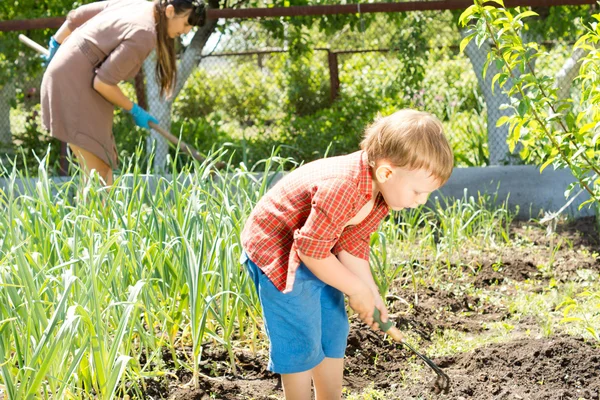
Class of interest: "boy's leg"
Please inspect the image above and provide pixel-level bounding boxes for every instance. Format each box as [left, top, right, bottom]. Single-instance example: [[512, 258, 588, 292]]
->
[[312, 282, 348, 400], [241, 257, 326, 398], [312, 357, 344, 400], [281, 370, 313, 400]]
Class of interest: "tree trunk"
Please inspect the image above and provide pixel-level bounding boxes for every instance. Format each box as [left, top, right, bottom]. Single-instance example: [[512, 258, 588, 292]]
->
[[145, 16, 218, 171], [555, 46, 586, 102], [462, 32, 513, 165], [143, 52, 172, 172]]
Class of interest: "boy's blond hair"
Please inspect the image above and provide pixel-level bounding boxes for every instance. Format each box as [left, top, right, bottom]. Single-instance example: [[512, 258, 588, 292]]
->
[[360, 109, 453, 183]]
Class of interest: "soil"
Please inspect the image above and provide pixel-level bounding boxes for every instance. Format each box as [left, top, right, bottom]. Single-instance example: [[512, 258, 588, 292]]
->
[[144, 217, 600, 400]]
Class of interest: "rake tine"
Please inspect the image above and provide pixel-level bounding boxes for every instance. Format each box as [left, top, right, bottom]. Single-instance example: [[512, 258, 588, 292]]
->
[[401, 340, 450, 393], [373, 308, 451, 393]]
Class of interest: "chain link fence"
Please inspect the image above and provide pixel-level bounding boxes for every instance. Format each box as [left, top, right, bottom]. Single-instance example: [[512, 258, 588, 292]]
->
[[2, 8, 585, 173]]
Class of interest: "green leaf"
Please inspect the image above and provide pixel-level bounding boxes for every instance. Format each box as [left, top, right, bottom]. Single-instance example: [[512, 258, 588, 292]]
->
[[496, 115, 510, 127], [574, 34, 590, 50], [579, 122, 596, 134], [459, 5, 478, 27], [460, 32, 476, 53], [540, 156, 555, 173], [515, 10, 539, 21], [560, 317, 583, 323], [482, 56, 491, 80], [579, 198, 595, 210], [586, 327, 599, 341], [517, 100, 528, 117], [555, 298, 576, 311]]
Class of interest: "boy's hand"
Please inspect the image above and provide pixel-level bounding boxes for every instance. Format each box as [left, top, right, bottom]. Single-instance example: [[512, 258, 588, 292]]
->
[[372, 295, 390, 332], [348, 284, 376, 328]]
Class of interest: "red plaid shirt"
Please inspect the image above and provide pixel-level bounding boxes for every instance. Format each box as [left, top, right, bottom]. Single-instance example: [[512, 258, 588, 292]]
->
[[241, 151, 390, 292]]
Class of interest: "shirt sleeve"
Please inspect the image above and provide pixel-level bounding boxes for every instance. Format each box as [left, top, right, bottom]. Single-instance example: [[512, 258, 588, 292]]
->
[[66, 1, 110, 31], [333, 228, 371, 261], [95, 29, 155, 85], [333, 195, 390, 260], [293, 179, 359, 260]]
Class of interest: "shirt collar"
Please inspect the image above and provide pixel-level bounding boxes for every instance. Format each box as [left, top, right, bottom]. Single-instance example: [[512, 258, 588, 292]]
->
[[358, 151, 374, 202]]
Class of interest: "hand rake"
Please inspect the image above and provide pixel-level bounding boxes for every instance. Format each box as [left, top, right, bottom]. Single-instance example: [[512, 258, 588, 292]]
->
[[373, 308, 450, 394]]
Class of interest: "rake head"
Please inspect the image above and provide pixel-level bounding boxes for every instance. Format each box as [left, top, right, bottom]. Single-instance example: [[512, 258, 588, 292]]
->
[[372, 308, 451, 394], [401, 341, 450, 394]]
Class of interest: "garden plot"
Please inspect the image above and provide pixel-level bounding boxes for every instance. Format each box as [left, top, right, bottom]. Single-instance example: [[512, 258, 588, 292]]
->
[[1, 159, 598, 400], [142, 217, 600, 399]]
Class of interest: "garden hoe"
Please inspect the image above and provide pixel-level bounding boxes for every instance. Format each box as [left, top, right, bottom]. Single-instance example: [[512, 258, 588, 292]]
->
[[373, 308, 450, 394], [18, 34, 207, 163]]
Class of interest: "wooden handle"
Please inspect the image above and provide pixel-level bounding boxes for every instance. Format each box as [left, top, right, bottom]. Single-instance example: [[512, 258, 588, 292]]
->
[[148, 122, 206, 162], [385, 325, 404, 342], [19, 34, 50, 57]]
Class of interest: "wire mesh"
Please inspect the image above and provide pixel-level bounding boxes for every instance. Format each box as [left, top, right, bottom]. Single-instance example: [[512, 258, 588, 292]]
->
[[2, 9, 585, 171]]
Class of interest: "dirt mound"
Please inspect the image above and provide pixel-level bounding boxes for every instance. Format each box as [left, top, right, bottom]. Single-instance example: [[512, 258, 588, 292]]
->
[[145, 325, 600, 400], [472, 259, 540, 287], [394, 336, 600, 399], [385, 286, 508, 337]]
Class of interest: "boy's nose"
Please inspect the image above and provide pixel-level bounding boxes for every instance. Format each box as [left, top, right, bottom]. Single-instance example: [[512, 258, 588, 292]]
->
[[416, 194, 428, 205]]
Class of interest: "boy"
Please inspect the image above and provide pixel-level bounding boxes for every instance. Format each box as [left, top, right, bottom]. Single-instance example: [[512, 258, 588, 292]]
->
[[241, 109, 454, 400]]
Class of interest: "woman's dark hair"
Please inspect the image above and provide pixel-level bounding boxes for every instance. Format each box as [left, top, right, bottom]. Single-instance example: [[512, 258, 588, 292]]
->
[[154, 0, 206, 98]]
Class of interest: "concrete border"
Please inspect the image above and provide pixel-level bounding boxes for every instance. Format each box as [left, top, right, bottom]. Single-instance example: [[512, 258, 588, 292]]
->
[[0, 166, 595, 219], [432, 166, 594, 219]]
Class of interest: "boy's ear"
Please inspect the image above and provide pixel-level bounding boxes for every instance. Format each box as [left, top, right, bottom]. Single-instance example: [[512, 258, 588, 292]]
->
[[375, 164, 394, 183]]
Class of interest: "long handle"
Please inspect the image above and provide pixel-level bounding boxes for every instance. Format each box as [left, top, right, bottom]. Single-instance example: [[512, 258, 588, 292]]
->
[[19, 34, 207, 164], [19, 34, 50, 57], [148, 122, 205, 162]]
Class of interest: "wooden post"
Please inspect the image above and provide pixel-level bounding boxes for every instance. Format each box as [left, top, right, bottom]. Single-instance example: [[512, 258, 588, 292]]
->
[[328, 50, 339, 103]]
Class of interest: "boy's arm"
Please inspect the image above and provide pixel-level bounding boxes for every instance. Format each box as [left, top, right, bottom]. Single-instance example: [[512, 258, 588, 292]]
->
[[298, 252, 366, 296], [298, 252, 376, 327], [337, 250, 389, 327], [337, 250, 378, 293]]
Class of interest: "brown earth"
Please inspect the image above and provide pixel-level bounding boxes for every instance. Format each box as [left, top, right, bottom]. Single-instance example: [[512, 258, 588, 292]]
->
[[144, 217, 600, 399]]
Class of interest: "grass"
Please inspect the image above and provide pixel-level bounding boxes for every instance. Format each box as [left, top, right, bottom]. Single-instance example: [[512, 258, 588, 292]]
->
[[0, 150, 598, 399]]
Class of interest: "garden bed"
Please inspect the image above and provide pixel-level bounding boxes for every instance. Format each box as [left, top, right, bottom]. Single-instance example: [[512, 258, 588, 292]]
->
[[143, 217, 600, 399]]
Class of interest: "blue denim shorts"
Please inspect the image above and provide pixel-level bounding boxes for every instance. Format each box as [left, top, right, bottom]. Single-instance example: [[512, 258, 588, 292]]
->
[[241, 252, 350, 374]]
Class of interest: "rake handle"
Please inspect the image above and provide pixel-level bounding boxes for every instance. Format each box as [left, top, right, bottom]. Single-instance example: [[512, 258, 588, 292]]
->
[[148, 122, 205, 162], [372, 307, 403, 342], [19, 34, 50, 57]]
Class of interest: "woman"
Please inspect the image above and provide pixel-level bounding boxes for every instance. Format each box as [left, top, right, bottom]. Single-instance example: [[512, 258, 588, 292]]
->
[[41, 0, 205, 185]]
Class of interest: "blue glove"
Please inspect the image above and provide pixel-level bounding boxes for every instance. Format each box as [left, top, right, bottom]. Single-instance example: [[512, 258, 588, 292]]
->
[[128, 103, 159, 129], [44, 37, 60, 67]]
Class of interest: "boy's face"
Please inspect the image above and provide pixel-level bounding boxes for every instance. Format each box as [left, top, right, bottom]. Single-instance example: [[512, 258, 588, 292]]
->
[[373, 164, 441, 211]]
